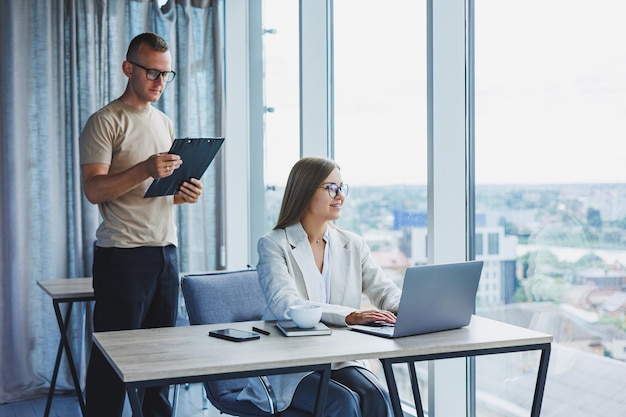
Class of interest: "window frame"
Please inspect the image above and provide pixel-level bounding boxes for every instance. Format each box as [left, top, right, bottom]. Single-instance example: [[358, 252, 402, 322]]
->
[[223, 1, 475, 415]]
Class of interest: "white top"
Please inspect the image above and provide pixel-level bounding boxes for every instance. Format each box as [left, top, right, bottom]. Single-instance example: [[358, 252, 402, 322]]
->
[[319, 227, 331, 304]]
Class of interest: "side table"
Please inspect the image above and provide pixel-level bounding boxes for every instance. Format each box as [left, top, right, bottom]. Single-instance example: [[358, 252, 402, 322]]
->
[[37, 278, 94, 417]]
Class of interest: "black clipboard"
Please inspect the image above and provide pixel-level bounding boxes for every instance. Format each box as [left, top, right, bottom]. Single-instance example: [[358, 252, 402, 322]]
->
[[144, 137, 224, 198]]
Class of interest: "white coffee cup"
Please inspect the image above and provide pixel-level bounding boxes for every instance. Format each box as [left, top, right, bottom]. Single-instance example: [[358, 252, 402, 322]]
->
[[284, 304, 322, 328]]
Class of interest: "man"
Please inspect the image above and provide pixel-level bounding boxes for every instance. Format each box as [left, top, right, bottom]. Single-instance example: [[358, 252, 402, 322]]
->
[[79, 32, 202, 417]]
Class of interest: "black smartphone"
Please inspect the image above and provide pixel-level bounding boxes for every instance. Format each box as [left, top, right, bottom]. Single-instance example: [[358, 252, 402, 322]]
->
[[208, 328, 261, 342]]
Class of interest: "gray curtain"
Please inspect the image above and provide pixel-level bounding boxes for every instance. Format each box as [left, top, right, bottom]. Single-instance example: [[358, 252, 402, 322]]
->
[[0, 0, 223, 403]]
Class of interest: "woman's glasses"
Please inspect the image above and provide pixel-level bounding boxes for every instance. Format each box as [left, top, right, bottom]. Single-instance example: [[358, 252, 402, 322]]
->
[[319, 183, 349, 198], [129, 61, 176, 83]]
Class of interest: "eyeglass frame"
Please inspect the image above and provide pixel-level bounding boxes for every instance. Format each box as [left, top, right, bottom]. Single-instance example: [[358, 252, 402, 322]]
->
[[319, 183, 349, 198], [128, 61, 176, 83]]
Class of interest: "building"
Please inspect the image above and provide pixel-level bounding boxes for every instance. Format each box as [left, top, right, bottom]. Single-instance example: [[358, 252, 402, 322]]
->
[[396, 210, 518, 306]]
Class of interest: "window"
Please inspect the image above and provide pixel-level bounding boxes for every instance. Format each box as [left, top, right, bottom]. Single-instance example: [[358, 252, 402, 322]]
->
[[476, 233, 484, 256], [487, 233, 499, 255], [262, 0, 301, 230], [333, 0, 427, 277], [333, 0, 427, 411], [475, 1, 626, 415]]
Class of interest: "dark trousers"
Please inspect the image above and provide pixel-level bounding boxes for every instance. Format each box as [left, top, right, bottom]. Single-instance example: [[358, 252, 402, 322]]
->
[[291, 367, 393, 417], [85, 245, 179, 417]]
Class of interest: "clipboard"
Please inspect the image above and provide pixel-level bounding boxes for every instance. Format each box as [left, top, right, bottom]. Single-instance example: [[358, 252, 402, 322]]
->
[[144, 137, 224, 198]]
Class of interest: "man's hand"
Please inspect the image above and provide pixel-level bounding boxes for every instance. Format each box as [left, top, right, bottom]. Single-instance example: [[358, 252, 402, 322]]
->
[[147, 153, 183, 178], [174, 178, 203, 204]]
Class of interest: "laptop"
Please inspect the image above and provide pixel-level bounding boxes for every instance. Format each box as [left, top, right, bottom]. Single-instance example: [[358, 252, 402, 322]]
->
[[350, 260, 483, 338]]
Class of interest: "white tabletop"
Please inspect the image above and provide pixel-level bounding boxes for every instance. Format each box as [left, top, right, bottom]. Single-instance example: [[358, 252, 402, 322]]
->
[[93, 315, 552, 384]]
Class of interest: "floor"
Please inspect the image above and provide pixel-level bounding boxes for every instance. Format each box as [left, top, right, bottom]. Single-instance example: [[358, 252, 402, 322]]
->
[[0, 383, 221, 417]]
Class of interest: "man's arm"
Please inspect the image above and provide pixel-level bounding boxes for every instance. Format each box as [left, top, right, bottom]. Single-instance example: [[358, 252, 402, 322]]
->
[[82, 153, 182, 204]]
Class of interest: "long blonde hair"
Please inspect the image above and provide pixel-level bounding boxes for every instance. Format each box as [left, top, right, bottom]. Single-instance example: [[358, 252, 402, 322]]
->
[[274, 157, 340, 230]]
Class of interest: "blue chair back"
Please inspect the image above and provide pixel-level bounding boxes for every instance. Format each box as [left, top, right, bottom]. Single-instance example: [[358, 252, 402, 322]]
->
[[182, 269, 267, 325], [181, 270, 270, 416], [181, 269, 311, 417]]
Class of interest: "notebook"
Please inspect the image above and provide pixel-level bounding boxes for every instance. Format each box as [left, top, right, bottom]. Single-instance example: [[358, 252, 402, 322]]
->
[[350, 260, 483, 338], [276, 320, 332, 337]]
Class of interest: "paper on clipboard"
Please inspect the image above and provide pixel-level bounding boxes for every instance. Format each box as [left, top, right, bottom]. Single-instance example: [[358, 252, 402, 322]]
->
[[144, 137, 224, 198]]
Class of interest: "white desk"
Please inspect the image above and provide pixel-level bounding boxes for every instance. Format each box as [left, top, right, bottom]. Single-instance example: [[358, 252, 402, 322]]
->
[[93, 315, 552, 417], [37, 278, 94, 417]]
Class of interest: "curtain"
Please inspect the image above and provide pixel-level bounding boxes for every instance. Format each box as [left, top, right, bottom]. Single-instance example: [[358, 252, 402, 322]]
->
[[0, 0, 223, 403]]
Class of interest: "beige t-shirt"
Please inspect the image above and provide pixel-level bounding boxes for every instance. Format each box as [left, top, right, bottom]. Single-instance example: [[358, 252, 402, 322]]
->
[[79, 99, 177, 248]]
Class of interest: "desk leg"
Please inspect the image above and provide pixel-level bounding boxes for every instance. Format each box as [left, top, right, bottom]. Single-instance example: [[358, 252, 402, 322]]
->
[[44, 302, 86, 417], [531, 344, 551, 417], [381, 359, 426, 417], [313, 366, 331, 417], [43, 304, 70, 417], [54, 301, 87, 415], [381, 359, 403, 417], [127, 385, 144, 417], [407, 362, 425, 417]]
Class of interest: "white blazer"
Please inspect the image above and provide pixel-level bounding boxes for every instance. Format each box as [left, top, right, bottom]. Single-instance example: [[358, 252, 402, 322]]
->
[[237, 222, 401, 412], [257, 222, 401, 325]]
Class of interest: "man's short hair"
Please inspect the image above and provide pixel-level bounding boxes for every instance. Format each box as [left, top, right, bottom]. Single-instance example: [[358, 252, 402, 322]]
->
[[126, 32, 169, 61]]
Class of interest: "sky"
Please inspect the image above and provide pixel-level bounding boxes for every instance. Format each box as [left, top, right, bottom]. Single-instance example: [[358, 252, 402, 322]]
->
[[263, 0, 626, 186]]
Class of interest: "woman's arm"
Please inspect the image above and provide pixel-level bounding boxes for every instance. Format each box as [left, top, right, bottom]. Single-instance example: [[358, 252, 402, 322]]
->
[[257, 235, 305, 320], [357, 235, 403, 313]]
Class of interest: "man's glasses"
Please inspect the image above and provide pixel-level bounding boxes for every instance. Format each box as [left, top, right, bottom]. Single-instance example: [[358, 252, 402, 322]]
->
[[129, 61, 176, 83], [319, 183, 349, 198]]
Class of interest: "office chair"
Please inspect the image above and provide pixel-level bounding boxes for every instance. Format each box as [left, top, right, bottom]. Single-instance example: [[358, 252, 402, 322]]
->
[[180, 269, 311, 417]]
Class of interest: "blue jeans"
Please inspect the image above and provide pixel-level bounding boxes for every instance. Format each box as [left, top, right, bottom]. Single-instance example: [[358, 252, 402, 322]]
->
[[85, 245, 179, 417]]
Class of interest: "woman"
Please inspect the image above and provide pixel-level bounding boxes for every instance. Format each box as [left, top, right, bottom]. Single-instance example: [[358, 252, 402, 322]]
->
[[238, 157, 401, 417]]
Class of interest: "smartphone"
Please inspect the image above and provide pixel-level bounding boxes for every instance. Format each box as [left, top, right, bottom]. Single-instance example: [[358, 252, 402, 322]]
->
[[209, 328, 261, 342]]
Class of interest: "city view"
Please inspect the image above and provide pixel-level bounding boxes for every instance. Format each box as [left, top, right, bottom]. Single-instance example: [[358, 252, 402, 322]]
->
[[261, 2, 626, 415], [267, 181, 626, 415], [270, 182, 626, 359]]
